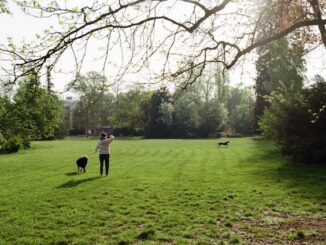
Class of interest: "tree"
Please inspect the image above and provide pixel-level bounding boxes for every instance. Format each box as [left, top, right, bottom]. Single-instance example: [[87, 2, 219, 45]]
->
[[198, 99, 227, 137], [143, 87, 171, 138], [254, 37, 306, 130], [214, 67, 229, 105], [0, 95, 13, 140], [173, 92, 201, 138], [253, 0, 309, 130], [259, 75, 326, 163], [71, 71, 108, 136], [254, 47, 271, 129], [228, 87, 255, 135], [0, 78, 63, 146], [0, 0, 325, 89], [181, 65, 228, 137], [159, 101, 174, 130], [73, 93, 113, 133], [109, 89, 149, 135]]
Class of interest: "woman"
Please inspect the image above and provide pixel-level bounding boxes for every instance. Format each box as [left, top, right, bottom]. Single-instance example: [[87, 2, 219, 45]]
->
[[95, 132, 114, 176]]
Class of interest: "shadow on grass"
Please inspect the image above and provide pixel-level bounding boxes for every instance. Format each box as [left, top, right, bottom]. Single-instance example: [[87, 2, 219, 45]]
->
[[65, 172, 78, 176], [247, 140, 326, 200], [57, 176, 101, 188]]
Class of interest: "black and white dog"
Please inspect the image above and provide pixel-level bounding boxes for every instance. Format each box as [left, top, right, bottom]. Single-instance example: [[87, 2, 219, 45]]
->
[[76, 156, 88, 172]]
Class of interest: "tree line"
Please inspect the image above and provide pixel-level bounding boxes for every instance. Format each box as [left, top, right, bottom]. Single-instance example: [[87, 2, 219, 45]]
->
[[0, 42, 325, 164], [67, 68, 255, 139]]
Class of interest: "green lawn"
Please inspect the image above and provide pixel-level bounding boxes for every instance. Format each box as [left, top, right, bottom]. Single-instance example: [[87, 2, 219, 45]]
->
[[0, 138, 325, 244]]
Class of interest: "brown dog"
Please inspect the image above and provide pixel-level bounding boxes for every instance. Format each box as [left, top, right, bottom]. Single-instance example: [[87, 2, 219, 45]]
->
[[217, 141, 229, 147]]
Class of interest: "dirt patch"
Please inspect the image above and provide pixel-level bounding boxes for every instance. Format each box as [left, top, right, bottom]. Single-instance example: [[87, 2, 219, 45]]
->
[[232, 211, 326, 244]]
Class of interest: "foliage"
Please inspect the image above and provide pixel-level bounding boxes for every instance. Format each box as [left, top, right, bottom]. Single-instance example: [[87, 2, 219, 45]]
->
[[141, 83, 229, 138], [254, 0, 307, 131], [0, 95, 13, 140], [53, 116, 68, 140], [71, 72, 110, 134], [267, 39, 305, 92], [259, 76, 326, 163], [109, 90, 150, 136], [159, 102, 174, 127], [0, 136, 20, 154], [73, 93, 113, 132], [0, 79, 63, 147], [198, 99, 227, 137], [254, 47, 271, 128], [255, 37, 306, 130], [173, 91, 201, 138], [143, 87, 172, 138], [228, 87, 255, 135], [0, 0, 9, 13], [1, 0, 325, 89], [68, 69, 254, 138], [13, 82, 63, 141]]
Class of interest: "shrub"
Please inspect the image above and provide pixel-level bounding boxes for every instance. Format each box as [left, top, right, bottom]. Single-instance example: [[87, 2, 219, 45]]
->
[[0, 137, 21, 154], [259, 78, 326, 164], [226, 133, 244, 138]]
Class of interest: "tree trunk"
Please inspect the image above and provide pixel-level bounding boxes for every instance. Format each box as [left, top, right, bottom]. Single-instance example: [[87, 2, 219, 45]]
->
[[309, 0, 326, 49]]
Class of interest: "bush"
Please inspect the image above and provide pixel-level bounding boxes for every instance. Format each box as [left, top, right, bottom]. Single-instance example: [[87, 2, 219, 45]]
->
[[0, 137, 21, 154], [215, 132, 223, 138], [226, 133, 244, 138], [259, 78, 326, 164]]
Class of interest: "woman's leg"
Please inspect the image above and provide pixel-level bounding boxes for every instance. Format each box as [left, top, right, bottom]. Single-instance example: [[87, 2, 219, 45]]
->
[[105, 154, 110, 176], [99, 154, 104, 176]]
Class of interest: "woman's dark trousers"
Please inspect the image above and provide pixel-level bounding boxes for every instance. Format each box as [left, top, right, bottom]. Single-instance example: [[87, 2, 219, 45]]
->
[[99, 154, 110, 176]]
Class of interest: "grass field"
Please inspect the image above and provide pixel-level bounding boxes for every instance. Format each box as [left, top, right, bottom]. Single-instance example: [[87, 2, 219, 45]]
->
[[0, 138, 325, 244]]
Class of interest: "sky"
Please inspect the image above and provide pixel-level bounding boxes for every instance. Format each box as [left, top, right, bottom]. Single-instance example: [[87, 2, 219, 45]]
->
[[0, 1, 325, 98]]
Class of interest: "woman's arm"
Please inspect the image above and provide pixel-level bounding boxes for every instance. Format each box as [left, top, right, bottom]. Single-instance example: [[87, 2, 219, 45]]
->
[[107, 135, 115, 143]]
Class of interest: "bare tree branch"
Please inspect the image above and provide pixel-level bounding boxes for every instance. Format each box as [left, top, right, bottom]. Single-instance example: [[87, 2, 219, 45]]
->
[[1, 0, 325, 90], [308, 0, 326, 48]]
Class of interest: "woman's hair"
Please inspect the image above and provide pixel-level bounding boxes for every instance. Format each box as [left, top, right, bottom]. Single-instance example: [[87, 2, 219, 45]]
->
[[100, 132, 107, 139]]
